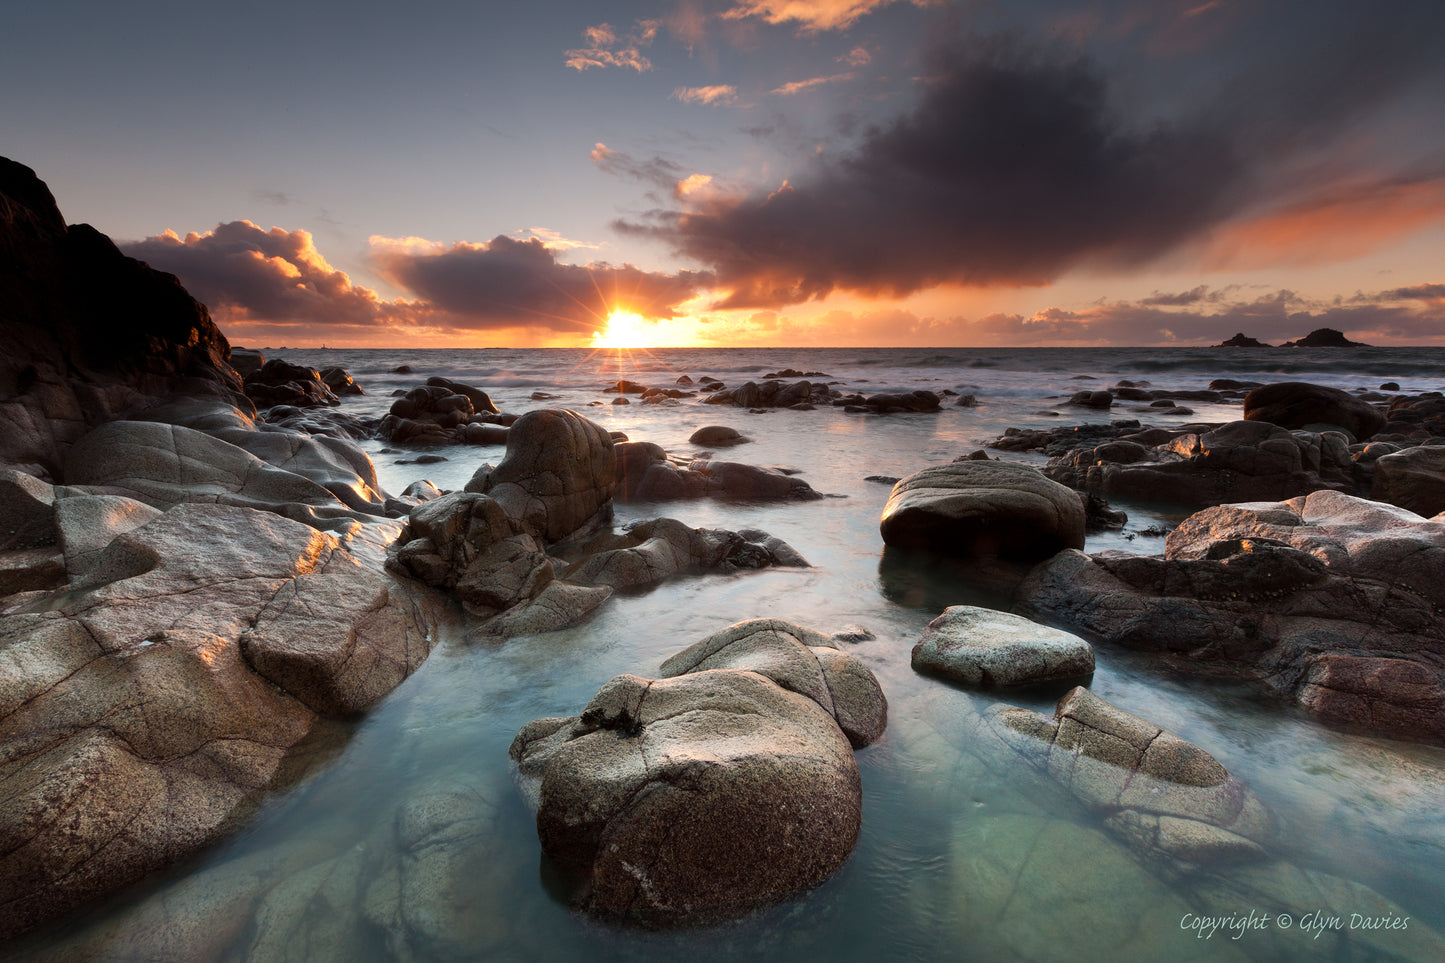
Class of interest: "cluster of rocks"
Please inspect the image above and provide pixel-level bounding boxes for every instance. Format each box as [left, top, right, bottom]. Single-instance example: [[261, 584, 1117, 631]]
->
[[377, 377, 510, 445], [879, 443, 1445, 743], [387, 409, 812, 637], [509, 618, 886, 925], [242, 359, 341, 409]]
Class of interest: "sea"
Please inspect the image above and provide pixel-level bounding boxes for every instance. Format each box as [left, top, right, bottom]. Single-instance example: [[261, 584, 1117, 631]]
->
[[12, 346, 1445, 962]]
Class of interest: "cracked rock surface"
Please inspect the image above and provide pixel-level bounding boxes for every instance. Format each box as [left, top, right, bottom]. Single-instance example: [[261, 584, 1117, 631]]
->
[[508, 619, 886, 925], [0, 493, 441, 939]]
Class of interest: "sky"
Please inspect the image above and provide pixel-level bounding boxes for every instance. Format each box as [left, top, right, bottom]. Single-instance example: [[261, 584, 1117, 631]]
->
[[4, 0, 1444, 348]]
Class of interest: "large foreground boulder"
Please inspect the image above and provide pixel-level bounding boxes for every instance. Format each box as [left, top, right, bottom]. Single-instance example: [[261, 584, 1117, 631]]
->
[[509, 620, 885, 925], [1015, 490, 1445, 743], [1244, 381, 1385, 440], [1371, 445, 1445, 517], [0, 498, 441, 939], [0, 157, 248, 477], [880, 461, 1084, 564]]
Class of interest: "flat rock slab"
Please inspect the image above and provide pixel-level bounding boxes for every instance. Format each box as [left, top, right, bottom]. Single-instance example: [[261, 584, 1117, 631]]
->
[[911, 605, 1094, 687]]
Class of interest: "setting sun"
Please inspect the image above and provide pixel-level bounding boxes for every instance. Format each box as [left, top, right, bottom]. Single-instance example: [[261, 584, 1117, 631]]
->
[[591, 309, 652, 349]]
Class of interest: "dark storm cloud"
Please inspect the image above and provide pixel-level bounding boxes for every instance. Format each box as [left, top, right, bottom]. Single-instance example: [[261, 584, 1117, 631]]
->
[[617, 4, 1445, 310], [619, 40, 1245, 308], [371, 235, 712, 331], [1382, 283, 1445, 301]]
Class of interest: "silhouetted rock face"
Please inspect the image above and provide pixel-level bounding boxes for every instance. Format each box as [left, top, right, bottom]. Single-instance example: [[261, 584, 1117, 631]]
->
[[1280, 327, 1369, 347], [0, 157, 247, 476]]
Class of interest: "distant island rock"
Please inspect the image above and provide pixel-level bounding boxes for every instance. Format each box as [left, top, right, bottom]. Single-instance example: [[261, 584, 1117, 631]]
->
[[1281, 327, 1369, 348], [1218, 332, 1272, 347]]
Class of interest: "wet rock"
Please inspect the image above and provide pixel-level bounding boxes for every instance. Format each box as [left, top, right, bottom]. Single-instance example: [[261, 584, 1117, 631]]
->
[[464, 409, 616, 544], [1244, 381, 1386, 440], [853, 390, 941, 413], [558, 518, 809, 591], [689, 425, 749, 446], [1067, 390, 1113, 409], [1044, 420, 1360, 508], [982, 687, 1271, 867], [319, 366, 363, 397], [244, 359, 339, 409], [1015, 490, 1445, 744], [426, 377, 497, 415], [703, 379, 831, 409], [912, 605, 1094, 688], [880, 461, 1085, 564], [509, 648, 873, 925], [1371, 445, 1445, 516], [687, 459, 824, 500], [659, 618, 886, 747], [229, 348, 266, 378]]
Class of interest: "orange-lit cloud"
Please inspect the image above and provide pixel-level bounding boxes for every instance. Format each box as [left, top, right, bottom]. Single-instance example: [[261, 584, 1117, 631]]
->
[[123, 222, 420, 332], [565, 20, 660, 72], [1199, 176, 1445, 270], [722, 1, 933, 33], [770, 72, 853, 95], [671, 84, 739, 106]]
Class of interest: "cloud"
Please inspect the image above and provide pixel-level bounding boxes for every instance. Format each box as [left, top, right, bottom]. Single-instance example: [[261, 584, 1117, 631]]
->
[[619, 23, 1445, 311], [1140, 285, 1212, 306], [564, 20, 660, 72], [1382, 283, 1445, 301], [770, 72, 853, 96], [621, 41, 1246, 309], [590, 142, 686, 190], [671, 84, 739, 106], [370, 235, 712, 331], [122, 222, 414, 331], [840, 45, 871, 67], [721, 1, 932, 33], [123, 221, 713, 343]]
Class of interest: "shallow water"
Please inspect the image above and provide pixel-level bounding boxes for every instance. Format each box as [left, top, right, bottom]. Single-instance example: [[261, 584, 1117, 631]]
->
[[10, 347, 1445, 962]]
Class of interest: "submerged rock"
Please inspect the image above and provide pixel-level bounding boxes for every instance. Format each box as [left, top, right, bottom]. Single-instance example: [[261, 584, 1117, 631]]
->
[[980, 687, 1272, 869]]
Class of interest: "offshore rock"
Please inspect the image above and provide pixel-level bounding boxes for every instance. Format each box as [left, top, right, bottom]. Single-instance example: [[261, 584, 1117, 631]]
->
[[509, 619, 885, 925], [0, 156, 248, 477], [1015, 491, 1445, 744]]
